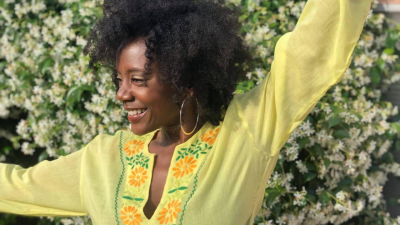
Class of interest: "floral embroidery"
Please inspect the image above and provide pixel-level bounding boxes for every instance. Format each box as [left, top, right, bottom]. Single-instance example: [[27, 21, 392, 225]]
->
[[117, 126, 220, 225], [157, 199, 181, 224], [201, 127, 220, 145], [120, 205, 143, 225], [176, 140, 208, 160], [172, 156, 197, 179], [124, 140, 145, 156], [128, 166, 148, 187]]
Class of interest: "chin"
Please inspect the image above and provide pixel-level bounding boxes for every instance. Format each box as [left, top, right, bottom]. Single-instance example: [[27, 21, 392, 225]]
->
[[129, 124, 156, 136]]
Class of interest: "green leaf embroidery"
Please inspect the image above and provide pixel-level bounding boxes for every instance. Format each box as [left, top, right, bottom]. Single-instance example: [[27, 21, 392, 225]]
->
[[122, 196, 133, 200]]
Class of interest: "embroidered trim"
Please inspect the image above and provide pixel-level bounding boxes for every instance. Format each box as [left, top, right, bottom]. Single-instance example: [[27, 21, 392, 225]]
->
[[115, 131, 125, 225], [118, 126, 220, 224], [178, 152, 209, 225]]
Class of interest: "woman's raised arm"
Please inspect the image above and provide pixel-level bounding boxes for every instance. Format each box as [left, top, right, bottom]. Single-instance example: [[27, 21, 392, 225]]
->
[[0, 144, 89, 216], [231, 0, 374, 156]]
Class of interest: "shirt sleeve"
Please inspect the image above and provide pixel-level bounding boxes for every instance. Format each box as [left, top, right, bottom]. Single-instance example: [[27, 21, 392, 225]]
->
[[233, 0, 374, 157], [0, 143, 89, 216]]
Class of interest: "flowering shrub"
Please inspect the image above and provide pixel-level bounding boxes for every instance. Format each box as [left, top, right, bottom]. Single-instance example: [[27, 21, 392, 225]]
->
[[0, 0, 399, 224]]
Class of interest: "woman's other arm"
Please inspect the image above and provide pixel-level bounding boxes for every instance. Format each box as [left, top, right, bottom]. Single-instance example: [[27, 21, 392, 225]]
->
[[233, 0, 374, 156], [0, 145, 88, 216]]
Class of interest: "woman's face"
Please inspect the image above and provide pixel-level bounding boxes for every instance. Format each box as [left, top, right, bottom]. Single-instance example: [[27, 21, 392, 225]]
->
[[115, 38, 181, 135]]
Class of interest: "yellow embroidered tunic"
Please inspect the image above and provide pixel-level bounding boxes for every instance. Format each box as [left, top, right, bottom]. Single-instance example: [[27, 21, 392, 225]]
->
[[0, 0, 373, 224]]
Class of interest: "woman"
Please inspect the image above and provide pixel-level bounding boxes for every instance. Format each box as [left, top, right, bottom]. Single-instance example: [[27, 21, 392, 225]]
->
[[0, 0, 373, 224]]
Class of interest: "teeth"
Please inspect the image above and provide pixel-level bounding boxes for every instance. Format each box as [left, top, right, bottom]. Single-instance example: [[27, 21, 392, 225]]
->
[[127, 109, 147, 116]]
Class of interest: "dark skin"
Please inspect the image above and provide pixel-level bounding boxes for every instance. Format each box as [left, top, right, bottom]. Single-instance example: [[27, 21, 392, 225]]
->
[[115, 37, 205, 220]]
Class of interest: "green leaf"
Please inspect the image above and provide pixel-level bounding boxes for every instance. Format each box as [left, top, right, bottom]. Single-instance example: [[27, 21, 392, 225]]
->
[[65, 84, 94, 110], [271, 202, 282, 217], [319, 191, 330, 206], [298, 138, 310, 149], [382, 152, 395, 163], [333, 130, 350, 139], [303, 172, 317, 183], [391, 123, 400, 134], [239, 14, 248, 22], [386, 30, 399, 48], [178, 186, 187, 190], [133, 198, 144, 201], [269, 22, 279, 29], [306, 192, 317, 204], [337, 178, 352, 192], [323, 158, 331, 168], [264, 188, 280, 207], [376, 58, 386, 72], [39, 58, 54, 75], [284, 142, 293, 148], [272, 0, 280, 8], [369, 66, 381, 85], [383, 48, 394, 55], [309, 144, 325, 158], [3, 146, 12, 155], [396, 140, 400, 152], [38, 151, 48, 162], [328, 116, 342, 128], [306, 162, 317, 172], [0, 61, 7, 71]]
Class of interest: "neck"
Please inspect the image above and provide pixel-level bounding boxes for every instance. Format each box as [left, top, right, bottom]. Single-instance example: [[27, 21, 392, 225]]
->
[[157, 119, 205, 146]]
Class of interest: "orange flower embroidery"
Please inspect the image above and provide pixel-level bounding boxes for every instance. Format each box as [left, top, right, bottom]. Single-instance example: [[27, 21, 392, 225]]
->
[[128, 166, 148, 187], [157, 199, 181, 224], [121, 205, 143, 225], [201, 127, 220, 145], [172, 156, 197, 179], [124, 140, 145, 156]]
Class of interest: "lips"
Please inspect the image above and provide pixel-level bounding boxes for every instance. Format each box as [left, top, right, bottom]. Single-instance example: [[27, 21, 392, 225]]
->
[[127, 108, 148, 123]]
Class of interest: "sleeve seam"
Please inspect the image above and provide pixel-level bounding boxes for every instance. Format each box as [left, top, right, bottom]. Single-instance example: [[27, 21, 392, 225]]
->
[[233, 94, 271, 157]]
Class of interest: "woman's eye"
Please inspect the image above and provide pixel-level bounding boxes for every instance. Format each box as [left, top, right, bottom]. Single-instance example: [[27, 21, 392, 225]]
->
[[131, 78, 144, 83]]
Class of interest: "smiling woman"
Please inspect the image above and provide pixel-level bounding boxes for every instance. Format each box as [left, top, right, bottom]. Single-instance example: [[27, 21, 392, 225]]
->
[[114, 37, 183, 136], [0, 0, 374, 224]]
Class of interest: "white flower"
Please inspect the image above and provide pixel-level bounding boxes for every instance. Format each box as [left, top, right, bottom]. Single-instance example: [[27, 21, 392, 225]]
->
[[334, 203, 345, 212], [246, 72, 252, 80], [296, 160, 308, 174], [336, 191, 346, 201], [21, 142, 35, 155], [276, 217, 286, 225]]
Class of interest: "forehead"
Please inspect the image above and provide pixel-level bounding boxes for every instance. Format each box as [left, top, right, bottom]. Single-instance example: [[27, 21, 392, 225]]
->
[[116, 38, 147, 72]]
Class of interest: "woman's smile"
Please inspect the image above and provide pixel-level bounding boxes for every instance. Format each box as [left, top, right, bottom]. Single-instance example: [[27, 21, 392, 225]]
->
[[126, 108, 148, 123]]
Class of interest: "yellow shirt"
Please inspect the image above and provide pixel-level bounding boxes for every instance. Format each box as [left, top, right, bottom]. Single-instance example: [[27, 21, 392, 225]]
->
[[0, 0, 374, 224]]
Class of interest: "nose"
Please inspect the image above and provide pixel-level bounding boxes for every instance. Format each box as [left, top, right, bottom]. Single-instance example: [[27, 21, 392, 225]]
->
[[116, 81, 134, 102]]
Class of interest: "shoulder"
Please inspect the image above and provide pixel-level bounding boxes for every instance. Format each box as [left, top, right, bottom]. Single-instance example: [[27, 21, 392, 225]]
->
[[83, 130, 128, 154], [85, 129, 154, 152]]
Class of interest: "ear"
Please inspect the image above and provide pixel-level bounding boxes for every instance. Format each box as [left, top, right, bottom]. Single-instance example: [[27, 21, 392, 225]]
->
[[178, 87, 194, 105], [188, 87, 194, 98]]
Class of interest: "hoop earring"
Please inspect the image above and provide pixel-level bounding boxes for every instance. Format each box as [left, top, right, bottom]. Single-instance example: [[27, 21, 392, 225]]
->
[[180, 96, 199, 136]]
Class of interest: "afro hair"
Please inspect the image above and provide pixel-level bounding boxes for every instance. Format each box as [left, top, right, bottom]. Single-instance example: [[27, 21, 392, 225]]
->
[[83, 0, 251, 125]]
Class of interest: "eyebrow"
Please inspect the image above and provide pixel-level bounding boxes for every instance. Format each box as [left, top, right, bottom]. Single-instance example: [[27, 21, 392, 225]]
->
[[117, 68, 143, 75]]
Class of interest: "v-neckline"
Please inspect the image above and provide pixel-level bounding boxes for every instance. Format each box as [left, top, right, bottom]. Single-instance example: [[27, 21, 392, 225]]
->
[[139, 121, 212, 222]]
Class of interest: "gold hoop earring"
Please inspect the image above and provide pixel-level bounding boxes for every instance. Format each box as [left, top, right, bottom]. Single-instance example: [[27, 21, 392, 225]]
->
[[180, 96, 199, 136]]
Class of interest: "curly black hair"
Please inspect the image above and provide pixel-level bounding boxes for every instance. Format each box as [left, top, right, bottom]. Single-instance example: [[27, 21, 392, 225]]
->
[[83, 0, 251, 126]]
